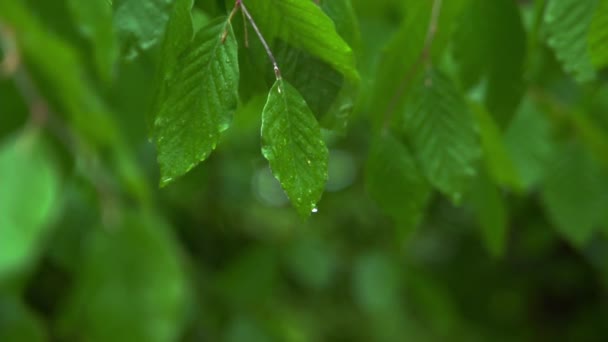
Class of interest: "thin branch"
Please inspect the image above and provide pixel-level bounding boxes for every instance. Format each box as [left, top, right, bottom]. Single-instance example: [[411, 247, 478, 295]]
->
[[239, 1, 282, 80], [382, 0, 443, 132]]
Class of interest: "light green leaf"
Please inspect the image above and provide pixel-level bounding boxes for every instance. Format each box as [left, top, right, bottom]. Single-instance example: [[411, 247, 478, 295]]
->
[[261, 79, 329, 217], [468, 171, 509, 257], [58, 212, 189, 342], [452, 0, 526, 126], [366, 133, 431, 236], [544, 0, 598, 82], [0, 132, 60, 278], [153, 17, 239, 186], [470, 103, 521, 190], [589, 0, 608, 68], [67, 0, 117, 82], [541, 143, 608, 246], [403, 70, 480, 203], [245, 0, 358, 81], [113, 0, 173, 58]]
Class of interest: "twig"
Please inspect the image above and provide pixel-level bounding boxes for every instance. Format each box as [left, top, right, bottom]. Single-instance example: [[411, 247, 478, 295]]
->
[[239, 2, 282, 80], [382, 0, 443, 132]]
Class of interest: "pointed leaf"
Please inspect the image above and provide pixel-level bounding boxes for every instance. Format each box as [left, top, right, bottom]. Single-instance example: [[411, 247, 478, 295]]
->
[[261, 80, 329, 217], [245, 0, 358, 81], [544, 0, 598, 82], [403, 71, 480, 203], [366, 134, 432, 236], [153, 17, 239, 186]]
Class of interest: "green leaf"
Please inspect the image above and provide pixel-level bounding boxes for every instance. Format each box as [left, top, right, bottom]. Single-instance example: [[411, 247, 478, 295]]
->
[[321, 0, 362, 52], [0, 132, 60, 278], [113, 0, 174, 59], [589, 0, 608, 68], [541, 143, 608, 246], [470, 103, 522, 190], [261, 79, 329, 217], [153, 17, 239, 186], [58, 212, 189, 342], [452, 0, 526, 126], [369, 0, 468, 129], [468, 171, 509, 257], [403, 70, 480, 203], [66, 0, 117, 82], [365, 133, 431, 236], [270, 41, 343, 120], [544, 0, 598, 82], [245, 0, 358, 82], [504, 99, 554, 190]]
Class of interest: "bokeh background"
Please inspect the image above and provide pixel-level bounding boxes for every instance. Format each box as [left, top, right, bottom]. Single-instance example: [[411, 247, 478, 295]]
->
[[2, 0, 608, 341]]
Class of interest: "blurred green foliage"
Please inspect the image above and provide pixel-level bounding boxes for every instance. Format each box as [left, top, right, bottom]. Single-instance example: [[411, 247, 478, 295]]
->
[[1, 0, 608, 341]]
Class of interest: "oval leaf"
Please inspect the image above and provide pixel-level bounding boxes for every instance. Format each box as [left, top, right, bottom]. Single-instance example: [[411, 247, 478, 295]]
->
[[261, 80, 329, 217]]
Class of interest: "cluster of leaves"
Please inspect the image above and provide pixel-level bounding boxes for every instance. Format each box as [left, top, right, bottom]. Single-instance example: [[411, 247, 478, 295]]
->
[[1, 0, 608, 341]]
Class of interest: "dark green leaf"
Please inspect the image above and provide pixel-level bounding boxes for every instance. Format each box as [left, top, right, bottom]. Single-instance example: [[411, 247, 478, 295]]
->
[[245, 0, 358, 81], [366, 133, 431, 235], [153, 17, 239, 186], [453, 0, 526, 126], [261, 79, 329, 217], [541, 143, 608, 246]]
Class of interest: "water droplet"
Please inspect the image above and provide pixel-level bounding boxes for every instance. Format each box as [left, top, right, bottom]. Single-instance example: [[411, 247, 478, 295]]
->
[[311, 207, 318, 213], [277, 86, 282, 94]]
